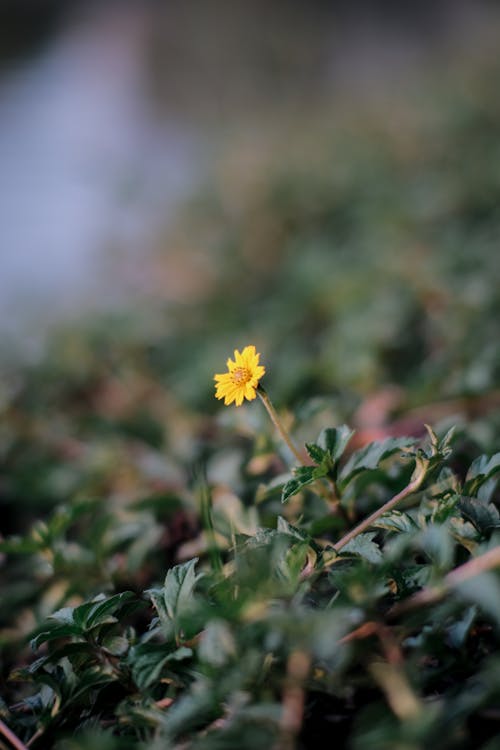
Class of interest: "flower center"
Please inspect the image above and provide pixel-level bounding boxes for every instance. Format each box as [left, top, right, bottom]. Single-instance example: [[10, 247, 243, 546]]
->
[[231, 367, 250, 385]]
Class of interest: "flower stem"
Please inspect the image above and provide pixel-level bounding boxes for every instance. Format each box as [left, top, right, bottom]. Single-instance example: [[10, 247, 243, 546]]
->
[[257, 386, 304, 465], [332, 456, 428, 554]]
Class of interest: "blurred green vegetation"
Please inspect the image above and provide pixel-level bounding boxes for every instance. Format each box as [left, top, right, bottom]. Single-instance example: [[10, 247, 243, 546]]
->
[[1, 43, 500, 750]]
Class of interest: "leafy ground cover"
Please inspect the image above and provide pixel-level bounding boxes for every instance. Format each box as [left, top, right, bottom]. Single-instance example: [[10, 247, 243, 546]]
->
[[1, 53, 500, 750]]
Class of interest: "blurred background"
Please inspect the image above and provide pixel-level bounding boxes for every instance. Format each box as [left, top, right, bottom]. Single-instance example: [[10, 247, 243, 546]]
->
[[1, 0, 500, 682], [2, 5, 500, 743], [1, 0, 499, 409]]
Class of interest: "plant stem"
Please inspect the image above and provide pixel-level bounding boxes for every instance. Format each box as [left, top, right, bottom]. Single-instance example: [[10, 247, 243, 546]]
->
[[390, 545, 500, 617], [278, 650, 311, 750], [257, 386, 304, 465], [332, 456, 428, 554], [198, 478, 223, 575], [0, 719, 29, 750]]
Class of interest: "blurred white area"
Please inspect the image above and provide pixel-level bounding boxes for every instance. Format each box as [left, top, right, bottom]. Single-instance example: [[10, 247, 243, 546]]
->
[[0, 0, 498, 360], [0, 3, 200, 355]]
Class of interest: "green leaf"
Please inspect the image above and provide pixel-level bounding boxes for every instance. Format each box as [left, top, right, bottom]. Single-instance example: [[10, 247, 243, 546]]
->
[[146, 558, 202, 641], [37, 642, 97, 666], [281, 465, 318, 503], [446, 606, 477, 649], [163, 558, 200, 621], [417, 524, 454, 570], [339, 437, 415, 489], [318, 425, 355, 462], [422, 424, 455, 460], [101, 634, 130, 656], [84, 591, 137, 629], [305, 442, 327, 465], [30, 593, 140, 650], [30, 622, 83, 650], [280, 541, 310, 583], [457, 497, 500, 535], [244, 527, 279, 549], [47, 606, 77, 626], [129, 642, 193, 689], [0, 536, 43, 555], [68, 669, 117, 704], [465, 453, 500, 500], [305, 426, 355, 480], [372, 510, 417, 534], [281, 464, 330, 503], [465, 453, 500, 483], [340, 533, 383, 564], [198, 620, 236, 667], [276, 516, 309, 542], [454, 572, 500, 628], [156, 678, 220, 740]]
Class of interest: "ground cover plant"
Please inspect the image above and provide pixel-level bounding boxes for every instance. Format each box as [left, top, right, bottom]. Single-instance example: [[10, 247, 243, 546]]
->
[[1, 52, 500, 750], [1, 341, 499, 750]]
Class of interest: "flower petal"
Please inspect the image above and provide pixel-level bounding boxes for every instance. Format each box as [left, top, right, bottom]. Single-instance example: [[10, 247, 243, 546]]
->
[[214, 345, 265, 407], [245, 383, 256, 400]]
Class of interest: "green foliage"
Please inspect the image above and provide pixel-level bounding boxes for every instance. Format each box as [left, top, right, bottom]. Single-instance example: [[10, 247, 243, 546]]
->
[[2, 419, 500, 749], [2, 46, 500, 750], [146, 558, 203, 643], [338, 436, 416, 489]]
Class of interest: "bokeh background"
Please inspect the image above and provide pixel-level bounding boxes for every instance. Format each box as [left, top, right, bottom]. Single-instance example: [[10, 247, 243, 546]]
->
[[1, 0, 500, 427], [2, 6, 500, 744]]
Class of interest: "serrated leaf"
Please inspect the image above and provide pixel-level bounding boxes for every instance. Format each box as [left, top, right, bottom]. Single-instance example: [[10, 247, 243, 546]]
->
[[465, 453, 500, 483], [163, 559, 201, 620], [305, 442, 327, 465], [281, 466, 316, 503], [277, 516, 309, 541], [30, 623, 83, 650], [477, 477, 500, 504], [372, 510, 417, 534], [339, 437, 415, 488], [457, 497, 500, 535], [465, 453, 500, 499], [69, 598, 104, 630], [244, 527, 279, 549], [281, 464, 329, 503], [318, 425, 355, 462], [84, 591, 137, 629], [69, 669, 117, 703], [280, 542, 311, 583], [147, 558, 201, 641], [340, 533, 383, 564], [47, 607, 77, 626], [129, 643, 193, 689], [280, 479, 302, 504], [449, 515, 479, 545], [39, 642, 97, 666], [426, 425, 455, 459], [101, 635, 129, 656], [31, 593, 142, 651]]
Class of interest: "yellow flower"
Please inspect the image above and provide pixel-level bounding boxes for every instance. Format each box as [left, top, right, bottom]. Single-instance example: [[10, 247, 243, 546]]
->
[[214, 345, 266, 406]]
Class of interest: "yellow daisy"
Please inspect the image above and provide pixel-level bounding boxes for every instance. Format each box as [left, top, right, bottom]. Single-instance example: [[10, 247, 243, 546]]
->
[[214, 345, 266, 407]]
